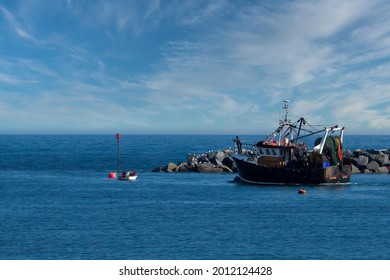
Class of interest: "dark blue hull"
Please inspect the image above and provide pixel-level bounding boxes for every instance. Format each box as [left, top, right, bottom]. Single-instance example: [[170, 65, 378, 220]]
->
[[232, 156, 351, 185]]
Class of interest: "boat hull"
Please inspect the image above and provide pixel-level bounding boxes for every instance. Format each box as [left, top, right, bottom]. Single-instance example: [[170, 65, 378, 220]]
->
[[232, 156, 351, 185], [118, 170, 137, 181], [118, 175, 137, 181]]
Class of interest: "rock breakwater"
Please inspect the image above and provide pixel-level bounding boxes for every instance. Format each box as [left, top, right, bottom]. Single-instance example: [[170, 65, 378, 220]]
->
[[345, 148, 390, 174], [152, 148, 237, 173], [153, 148, 390, 174]]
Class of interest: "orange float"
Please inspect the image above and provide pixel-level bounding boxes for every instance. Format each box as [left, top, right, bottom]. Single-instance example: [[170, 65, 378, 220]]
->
[[298, 189, 307, 195]]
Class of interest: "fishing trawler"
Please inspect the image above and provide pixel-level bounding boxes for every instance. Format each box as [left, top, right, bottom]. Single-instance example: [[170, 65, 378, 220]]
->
[[232, 100, 352, 185]]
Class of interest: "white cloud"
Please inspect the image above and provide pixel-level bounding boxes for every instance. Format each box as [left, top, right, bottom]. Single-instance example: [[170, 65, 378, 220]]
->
[[0, 4, 35, 41], [221, 0, 377, 87], [135, 0, 390, 133], [1, 0, 390, 134], [0, 88, 153, 133], [64, 0, 162, 35], [0, 73, 24, 84]]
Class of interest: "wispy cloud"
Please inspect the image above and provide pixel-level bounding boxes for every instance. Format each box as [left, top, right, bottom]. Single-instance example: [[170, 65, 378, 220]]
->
[[1, 0, 390, 134], [65, 0, 162, 35], [0, 4, 35, 41], [0, 73, 25, 85], [133, 0, 390, 133]]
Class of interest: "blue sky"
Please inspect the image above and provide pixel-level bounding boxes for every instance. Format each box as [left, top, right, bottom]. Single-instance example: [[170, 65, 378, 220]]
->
[[1, 0, 389, 134]]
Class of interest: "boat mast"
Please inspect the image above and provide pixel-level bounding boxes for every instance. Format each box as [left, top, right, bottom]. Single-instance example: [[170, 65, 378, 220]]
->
[[116, 133, 121, 173], [278, 100, 293, 144], [283, 100, 289, 123]]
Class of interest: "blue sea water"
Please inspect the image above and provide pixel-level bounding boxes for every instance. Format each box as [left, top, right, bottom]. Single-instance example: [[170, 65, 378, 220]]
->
[[0, 135, 389, 260]]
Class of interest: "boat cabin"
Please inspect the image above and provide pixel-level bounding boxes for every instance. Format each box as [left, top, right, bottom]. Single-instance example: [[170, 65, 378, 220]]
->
[[254, 140, 308, 168]]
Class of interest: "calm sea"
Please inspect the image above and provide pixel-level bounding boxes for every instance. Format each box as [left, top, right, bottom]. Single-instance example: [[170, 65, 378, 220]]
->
[[0, 135, 389, 260]]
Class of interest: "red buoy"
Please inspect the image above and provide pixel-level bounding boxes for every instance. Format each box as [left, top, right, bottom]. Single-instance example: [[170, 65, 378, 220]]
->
[[108, 172, 117, 179], [298, 189, 307, 195]]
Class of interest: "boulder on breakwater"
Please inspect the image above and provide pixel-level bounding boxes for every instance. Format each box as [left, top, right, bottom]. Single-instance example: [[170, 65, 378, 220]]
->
[[344, 148, 390, 174], [152, 148, 237, 173], [152, 148, 390, 174]]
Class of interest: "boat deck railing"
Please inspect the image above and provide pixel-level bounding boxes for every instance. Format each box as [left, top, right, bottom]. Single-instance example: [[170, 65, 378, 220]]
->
[[233, 140, 257, 155]]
